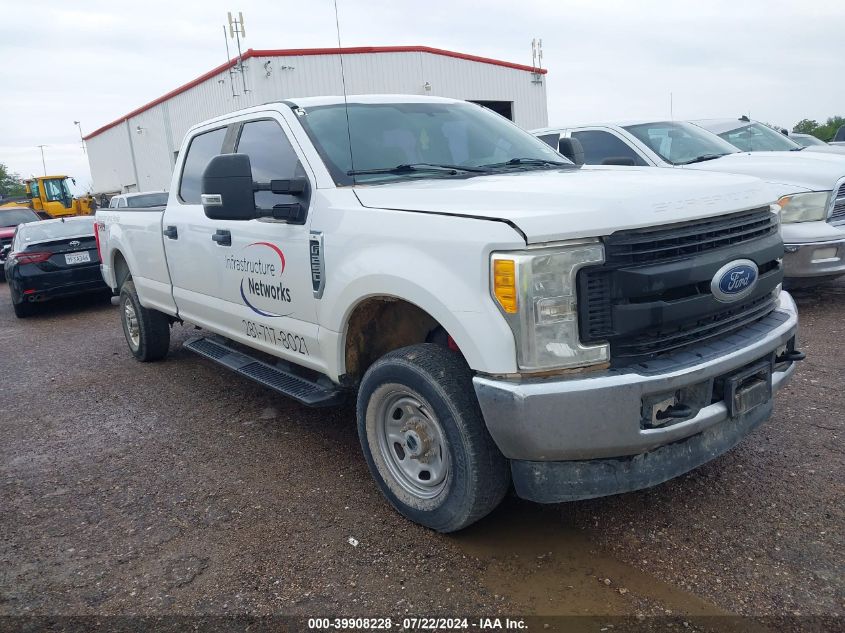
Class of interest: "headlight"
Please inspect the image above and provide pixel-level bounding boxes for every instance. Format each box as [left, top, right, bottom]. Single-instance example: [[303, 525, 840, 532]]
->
[[777, 191, 831, 223], [491, 241, 609, 372]]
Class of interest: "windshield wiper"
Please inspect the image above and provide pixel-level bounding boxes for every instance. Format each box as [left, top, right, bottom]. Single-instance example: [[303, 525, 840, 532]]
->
[[678, 153, 727, 165], [481, 157, 572, 169], [347, 163, 488, 176], [790, 146, 805, 151]]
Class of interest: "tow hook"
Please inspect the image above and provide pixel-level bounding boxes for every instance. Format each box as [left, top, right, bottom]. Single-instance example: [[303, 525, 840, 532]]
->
[[777, 349, 806, 363]]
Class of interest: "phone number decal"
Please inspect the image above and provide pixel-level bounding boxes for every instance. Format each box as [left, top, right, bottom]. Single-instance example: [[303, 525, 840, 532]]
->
[[242, 319, 309, 355]]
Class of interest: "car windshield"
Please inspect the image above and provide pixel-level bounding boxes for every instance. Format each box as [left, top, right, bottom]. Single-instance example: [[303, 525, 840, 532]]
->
[[623, 121, 739, 165], [41, 178, 72, 203], [0, 209, 40, 227], [716, 122, 802, 152], [126, 192, 168, 208], [17, 217, 95, 244], [793, 134, 826, 147], [297, 101, 571, 184]]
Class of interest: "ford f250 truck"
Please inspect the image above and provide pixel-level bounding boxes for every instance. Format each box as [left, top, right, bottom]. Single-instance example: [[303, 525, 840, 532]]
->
[[96, 95, 803, 532]]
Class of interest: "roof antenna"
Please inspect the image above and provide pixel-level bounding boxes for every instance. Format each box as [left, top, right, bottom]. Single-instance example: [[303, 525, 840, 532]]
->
[[333, 0, 356, 184]]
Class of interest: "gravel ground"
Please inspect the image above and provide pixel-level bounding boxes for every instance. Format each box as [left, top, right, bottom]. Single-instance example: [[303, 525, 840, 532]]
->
[[0, 281, 842, 632]]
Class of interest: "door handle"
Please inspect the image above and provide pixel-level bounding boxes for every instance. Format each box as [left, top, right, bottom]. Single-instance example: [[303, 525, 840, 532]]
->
[[212, 229, 232, 246], [163, 225, 178, 240]]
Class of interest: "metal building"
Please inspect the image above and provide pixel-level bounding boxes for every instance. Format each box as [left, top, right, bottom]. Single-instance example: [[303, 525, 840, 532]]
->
[[83, 46, 549, 195]]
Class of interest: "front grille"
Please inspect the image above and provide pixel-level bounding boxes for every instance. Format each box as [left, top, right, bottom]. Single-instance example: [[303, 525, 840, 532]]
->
[[829, 182, 845, 224], [579, 207, 783, 366], [604, 206, 778, 266], [613, 293, 777, 362]]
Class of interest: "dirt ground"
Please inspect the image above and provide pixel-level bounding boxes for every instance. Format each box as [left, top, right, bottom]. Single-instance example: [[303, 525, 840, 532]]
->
[[0, 280, 842, 632]]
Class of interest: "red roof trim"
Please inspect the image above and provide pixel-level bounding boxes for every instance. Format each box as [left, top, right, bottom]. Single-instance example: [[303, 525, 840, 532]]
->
[[83, 46, 547, 140]]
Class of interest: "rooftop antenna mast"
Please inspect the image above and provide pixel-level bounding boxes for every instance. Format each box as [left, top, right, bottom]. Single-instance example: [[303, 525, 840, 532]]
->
[[531, 38, 544, 84], [36, 145, 48, 176], [222, 25, 238, 98], [227, 11, 248, 94], [333, 0, 356, 183]]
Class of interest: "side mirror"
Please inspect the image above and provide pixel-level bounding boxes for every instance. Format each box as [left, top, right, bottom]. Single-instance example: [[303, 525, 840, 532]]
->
[[558, 137, 585, 165], [601, 157, 636, 166], [201, 154, 257, 220], [201, 154, 310, 223]]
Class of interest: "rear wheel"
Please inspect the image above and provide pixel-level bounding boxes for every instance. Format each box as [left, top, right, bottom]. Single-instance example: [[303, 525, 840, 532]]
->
[[119, 279, 170, 361], [357, 343, 510, 532]]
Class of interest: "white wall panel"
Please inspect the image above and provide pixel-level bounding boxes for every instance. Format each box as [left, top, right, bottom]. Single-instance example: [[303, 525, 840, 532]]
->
[[88, 51, 549, 194]]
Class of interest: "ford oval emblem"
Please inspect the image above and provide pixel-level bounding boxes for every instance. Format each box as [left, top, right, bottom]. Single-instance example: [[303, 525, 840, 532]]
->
[[711, 259, 759, 303]]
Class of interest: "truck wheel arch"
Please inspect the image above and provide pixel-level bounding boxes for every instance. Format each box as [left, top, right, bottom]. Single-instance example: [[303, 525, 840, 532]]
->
[[112, 250, 131, 289], [343, 296, 444, 383]]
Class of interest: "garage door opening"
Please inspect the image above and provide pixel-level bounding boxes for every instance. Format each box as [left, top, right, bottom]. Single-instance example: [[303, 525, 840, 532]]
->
[[470, 101, 513, 121]]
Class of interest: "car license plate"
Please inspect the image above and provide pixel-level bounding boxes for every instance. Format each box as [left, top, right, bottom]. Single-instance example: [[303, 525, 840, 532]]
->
[[65, 251, 91, 265], [725, 360, 773, 417]]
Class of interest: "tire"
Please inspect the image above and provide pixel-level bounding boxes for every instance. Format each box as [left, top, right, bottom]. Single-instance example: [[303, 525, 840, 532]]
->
[[357, 343, 510, 532], [119, 279, 170, 361], [12, 299, 34, 318]]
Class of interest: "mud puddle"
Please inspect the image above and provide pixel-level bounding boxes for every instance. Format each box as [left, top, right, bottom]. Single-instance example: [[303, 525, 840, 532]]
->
[[454, 499, 773, 632]]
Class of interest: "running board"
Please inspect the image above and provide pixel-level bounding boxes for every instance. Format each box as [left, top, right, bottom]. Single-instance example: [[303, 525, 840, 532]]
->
[[184, 336, 345, 407]]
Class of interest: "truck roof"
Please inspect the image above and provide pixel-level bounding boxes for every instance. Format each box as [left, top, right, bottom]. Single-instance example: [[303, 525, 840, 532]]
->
[[188, 95, 472, 132]]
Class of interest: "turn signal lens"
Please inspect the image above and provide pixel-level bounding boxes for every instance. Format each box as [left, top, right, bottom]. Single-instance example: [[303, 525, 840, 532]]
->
[[493, 258, 517, 313]]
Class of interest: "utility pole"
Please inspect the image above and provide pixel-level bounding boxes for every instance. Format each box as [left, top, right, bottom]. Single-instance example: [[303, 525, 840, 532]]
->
[[73, 121, 86, 154], [227, 11, 248, 94], [37, 145, 48, 175]]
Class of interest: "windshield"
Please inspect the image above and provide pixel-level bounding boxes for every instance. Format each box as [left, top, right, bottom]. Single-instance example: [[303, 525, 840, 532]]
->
[[716, 122, 802, 152], [297, 101, 570, 184], [17, 217, 95, 244], [41, 178, 73, 204], [127, 192, 168, 208], [623, 121, 739, 165], [793, 134, 826, 147], [0, 209, 40, 227]]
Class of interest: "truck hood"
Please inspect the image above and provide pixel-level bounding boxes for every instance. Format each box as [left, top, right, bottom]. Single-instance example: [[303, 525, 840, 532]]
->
[[353, 167, 772, 244], [684, 151, 845, 194]]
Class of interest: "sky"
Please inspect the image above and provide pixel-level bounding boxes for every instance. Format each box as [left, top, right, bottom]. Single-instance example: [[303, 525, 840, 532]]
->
[[1, 0, 843, 194]]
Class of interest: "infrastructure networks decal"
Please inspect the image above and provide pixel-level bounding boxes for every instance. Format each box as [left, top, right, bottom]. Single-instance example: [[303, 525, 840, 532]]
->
[[225, 242, 292, 317]]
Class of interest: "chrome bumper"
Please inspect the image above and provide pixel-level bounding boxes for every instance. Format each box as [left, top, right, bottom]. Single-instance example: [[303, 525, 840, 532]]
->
[[783, 237, 845, 279], [473, 291, 799, 462]]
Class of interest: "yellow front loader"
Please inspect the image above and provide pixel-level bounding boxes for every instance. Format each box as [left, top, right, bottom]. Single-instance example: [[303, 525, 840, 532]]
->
[[0, 175, 95, 218]]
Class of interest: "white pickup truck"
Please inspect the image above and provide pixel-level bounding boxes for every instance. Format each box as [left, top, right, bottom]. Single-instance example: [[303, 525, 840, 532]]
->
[[95, 95, 802, 532]]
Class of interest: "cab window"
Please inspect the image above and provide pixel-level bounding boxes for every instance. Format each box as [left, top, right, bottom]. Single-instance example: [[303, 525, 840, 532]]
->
[[179, 127, 227, 204], [235, 119, 304, 210], [571, 130, 647, 166]]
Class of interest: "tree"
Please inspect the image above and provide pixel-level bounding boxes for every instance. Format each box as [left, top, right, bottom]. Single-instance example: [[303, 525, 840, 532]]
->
[[791, 116, 845, 141], [792, 119, 819, 135], [0, 163, 26, 198]]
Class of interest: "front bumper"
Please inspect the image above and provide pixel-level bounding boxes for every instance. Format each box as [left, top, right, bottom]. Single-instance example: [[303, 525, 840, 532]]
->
[[783, 237, 845, 278], [781, 219, 845, 279], [473, 291, 800, 502]]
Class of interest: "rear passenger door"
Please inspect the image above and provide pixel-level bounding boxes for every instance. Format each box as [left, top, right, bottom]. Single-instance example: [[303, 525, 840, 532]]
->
[[162, 125, 229, 322]]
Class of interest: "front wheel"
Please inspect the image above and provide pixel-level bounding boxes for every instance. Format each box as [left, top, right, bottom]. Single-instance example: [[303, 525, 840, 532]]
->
[[357, 344, 510, 532], [119, 279, 171, 361]]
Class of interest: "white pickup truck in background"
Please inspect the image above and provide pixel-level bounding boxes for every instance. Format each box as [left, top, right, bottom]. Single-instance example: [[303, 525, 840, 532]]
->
[[95, 95, 802, 531], [534, 121, 845, 285]]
